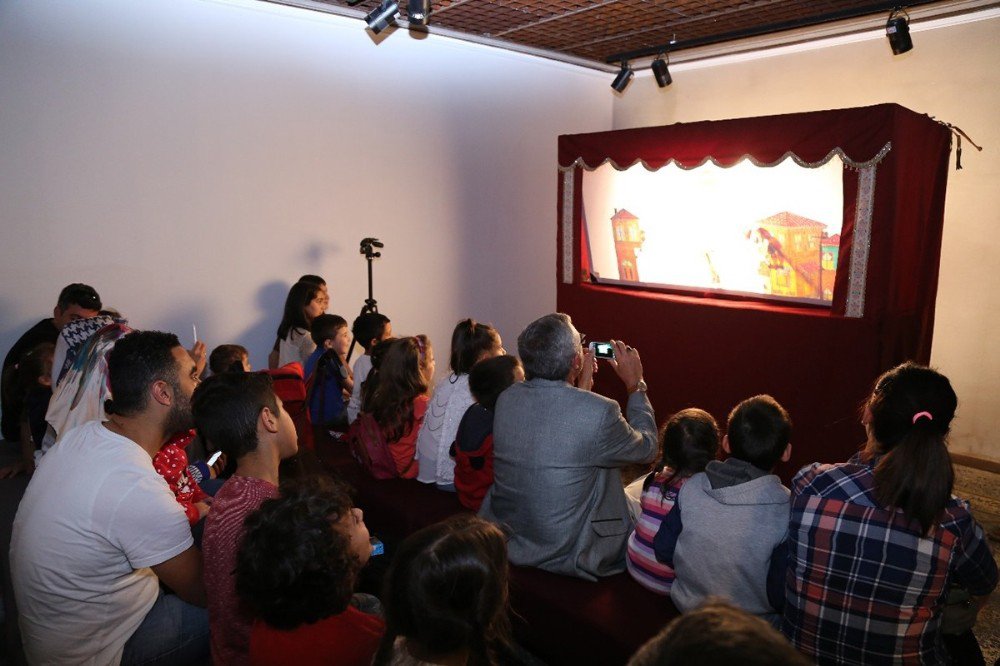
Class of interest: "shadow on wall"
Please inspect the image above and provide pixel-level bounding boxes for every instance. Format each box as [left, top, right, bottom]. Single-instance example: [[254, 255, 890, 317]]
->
[[240, 280, 291, 366]]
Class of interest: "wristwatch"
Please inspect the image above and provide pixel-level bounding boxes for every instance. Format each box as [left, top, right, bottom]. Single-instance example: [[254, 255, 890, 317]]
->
[[629, 379, 647, 394]]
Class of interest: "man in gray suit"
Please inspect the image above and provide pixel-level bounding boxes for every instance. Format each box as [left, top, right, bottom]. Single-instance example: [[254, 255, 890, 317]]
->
[[479, 313, 657, 580]]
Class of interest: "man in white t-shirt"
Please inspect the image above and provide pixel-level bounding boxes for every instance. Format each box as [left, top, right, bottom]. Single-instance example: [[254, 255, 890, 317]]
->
[[11, 330, 209, 665]]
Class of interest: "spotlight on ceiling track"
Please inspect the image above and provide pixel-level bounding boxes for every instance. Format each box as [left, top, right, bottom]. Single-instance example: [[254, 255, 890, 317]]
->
[[651, 55, 672, 88], [408, 0, 431, 26], [885, 8, 913, 55], [610, 62, 634, 93], [365, 0, 399, 35]]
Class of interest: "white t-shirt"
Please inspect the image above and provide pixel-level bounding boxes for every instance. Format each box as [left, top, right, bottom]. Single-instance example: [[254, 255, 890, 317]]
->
[[415, 373, 473, 486], [11, 420, 193, 665], [347, 354, 374, 423], [277, 328, 316, 368]]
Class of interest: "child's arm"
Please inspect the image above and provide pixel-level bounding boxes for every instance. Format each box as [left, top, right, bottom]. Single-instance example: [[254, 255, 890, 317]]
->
[[652, 496, 683, 566], [0, 417, 36, 478], [765, 539, 788, 613]]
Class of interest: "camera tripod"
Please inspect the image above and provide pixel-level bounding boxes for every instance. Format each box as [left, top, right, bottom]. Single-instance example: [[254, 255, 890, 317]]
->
[[346, 237, 383, 363]]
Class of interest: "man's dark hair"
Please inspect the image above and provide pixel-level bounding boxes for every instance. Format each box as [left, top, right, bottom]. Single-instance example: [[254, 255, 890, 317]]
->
[[627, 599, 809, 666], [208, 344, 249, 375], [311, 314, 348, 346], [57, 283, 102, 312], [352, 313, 391, 353], [236, 476, 360, 630], [192, 372, 278, 461], [106, 331, 181, 416], [726, 395, 791, 471]]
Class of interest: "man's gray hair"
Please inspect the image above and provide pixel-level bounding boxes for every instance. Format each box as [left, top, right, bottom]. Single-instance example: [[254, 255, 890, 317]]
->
[[517, 313, 580, 381]]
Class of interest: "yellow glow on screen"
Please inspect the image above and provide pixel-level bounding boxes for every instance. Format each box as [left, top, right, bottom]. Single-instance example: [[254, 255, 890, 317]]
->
[[582, 157, 844, 303]]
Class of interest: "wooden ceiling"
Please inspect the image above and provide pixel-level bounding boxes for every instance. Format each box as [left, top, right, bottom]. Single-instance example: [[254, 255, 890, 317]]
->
[[263, 0, 985, 68]]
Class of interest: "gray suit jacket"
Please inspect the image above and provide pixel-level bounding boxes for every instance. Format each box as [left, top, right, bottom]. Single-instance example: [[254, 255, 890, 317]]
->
[[479, 378, 657, 580]]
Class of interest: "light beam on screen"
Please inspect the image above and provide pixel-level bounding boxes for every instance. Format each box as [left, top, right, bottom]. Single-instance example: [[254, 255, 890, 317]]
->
[[581, 157, 844, 304]]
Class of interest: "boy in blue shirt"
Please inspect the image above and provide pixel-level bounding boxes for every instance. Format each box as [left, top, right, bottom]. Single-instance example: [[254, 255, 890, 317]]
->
[[304, 315, 353, 430]]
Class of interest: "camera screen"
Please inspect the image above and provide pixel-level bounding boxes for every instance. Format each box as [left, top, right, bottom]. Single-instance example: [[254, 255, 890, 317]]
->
[[592, 342, 615, 359]]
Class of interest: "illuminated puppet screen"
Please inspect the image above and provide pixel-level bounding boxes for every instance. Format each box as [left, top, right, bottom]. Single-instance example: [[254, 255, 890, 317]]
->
[[582, 157, 844, 304]]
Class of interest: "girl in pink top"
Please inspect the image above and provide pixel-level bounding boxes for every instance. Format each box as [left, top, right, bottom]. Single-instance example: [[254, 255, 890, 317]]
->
[[363, 336, 435, 478], [626, 408, 720, 594]]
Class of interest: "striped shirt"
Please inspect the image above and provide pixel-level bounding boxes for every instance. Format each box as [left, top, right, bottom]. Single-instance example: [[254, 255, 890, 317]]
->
[[782, 460, 998, 665], [626, 470, 686, 594]]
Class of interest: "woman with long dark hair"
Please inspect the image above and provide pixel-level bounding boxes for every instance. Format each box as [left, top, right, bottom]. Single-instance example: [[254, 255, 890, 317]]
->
[[781, 362, 997, 664]]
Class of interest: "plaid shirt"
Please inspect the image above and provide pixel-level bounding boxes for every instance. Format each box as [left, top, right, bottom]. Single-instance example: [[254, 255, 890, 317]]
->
[[782, 459, 998, 665]]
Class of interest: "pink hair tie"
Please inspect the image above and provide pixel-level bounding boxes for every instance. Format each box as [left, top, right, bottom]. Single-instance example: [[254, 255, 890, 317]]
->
[[912, 411, 933, 424]]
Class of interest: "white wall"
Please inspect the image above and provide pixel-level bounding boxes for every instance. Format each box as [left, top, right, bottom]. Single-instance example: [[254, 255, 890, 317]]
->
[[609, 12, 1000, 461], [0, 0, 610, 381]]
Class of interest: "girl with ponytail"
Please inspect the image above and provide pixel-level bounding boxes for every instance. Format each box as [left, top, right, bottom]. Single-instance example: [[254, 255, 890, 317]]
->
[[781, 362, 997, 665]]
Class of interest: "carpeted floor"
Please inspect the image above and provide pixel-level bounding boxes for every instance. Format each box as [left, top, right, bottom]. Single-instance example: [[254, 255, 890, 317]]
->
[[953, 463, 1000, 664]]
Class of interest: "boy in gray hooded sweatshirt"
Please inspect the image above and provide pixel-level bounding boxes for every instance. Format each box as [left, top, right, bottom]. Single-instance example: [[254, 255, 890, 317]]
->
[[653, 395, 791, 626]]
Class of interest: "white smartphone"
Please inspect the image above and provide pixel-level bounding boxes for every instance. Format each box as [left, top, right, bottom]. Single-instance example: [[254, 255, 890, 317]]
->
[[207, 451, 222, 466]]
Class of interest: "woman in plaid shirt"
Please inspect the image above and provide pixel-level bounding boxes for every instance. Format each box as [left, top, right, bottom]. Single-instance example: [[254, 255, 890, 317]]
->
[[781, 362, 997, 664]]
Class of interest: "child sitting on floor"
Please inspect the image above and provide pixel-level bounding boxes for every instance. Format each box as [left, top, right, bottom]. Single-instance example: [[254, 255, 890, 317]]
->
[[374, 516, 517, 666], [209, 344, 251, 375], [654, 395, 792, 625], [450, 355, 523, 511], [304, 314, 353, 431], [347, 312, 392, 423], [236, 476, 383, 666], [625, 408, 719, 595]]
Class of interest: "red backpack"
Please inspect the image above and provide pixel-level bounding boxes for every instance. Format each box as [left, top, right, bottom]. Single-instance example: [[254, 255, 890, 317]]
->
[[344, 412, 401, 479], [261, 363, 314, 451]]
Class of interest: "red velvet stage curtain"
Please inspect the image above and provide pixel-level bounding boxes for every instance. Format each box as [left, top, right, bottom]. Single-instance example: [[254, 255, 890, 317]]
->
[[557, 104, 951, 477]]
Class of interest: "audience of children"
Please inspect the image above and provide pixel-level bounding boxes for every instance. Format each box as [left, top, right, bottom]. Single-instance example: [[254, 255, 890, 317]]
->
[[416, 319, 503, 490], [304, 313, 353, 431], [373, 515, 518, 666], [347, 312, 393, 423], [272, 280, 329, 368], [362, 335, 434, 478], [193, 371, 299, 664], [779, 362, 999, 665], [236, 476, 383, 666], [3, 279, 996, 666], [450, 354, 523, 511], [625, 408, 720, 595], [654, 395, 793, 625]]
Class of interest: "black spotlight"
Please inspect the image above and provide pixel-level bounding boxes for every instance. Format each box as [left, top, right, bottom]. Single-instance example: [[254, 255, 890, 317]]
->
[[651, 56, 672, 88], [611, 62, 633, 93], [365, 0, 399, 35], [408, 0, 431, 26], [885, 9, 913, 55]]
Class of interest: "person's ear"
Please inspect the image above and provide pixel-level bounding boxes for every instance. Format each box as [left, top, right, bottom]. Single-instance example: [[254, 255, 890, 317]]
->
[[323, 339, 335, 350], [368, 337, 378, 351], [722, 434, 731, 455], [151, 379, 172, 407], [781, 443, 792, 463], [259, 406, 279, 434]]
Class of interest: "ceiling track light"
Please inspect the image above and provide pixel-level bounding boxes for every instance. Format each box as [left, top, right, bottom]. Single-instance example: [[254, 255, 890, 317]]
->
[[651, 54, 672, 88], [885, 7, 913, 55], [408, 0, 431, 26], [365, 0, 399, 35], [610, 62, 634, 93]]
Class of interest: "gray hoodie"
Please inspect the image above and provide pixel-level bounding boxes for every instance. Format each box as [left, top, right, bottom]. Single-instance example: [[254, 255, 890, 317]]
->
[[669, 458, 790, 623]]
